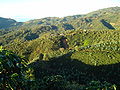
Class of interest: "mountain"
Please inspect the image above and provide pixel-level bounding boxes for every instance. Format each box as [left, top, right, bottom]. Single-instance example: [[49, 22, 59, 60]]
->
[[1, 7, 120, 89], [1, 7, 120, 30], [0, 17, 22, 29], [0, 17, 23, 36], [0, 7, 120, 30], [1, 7, 120, 69], [21, 7, 120, 30], [0, 7, 120, 45]]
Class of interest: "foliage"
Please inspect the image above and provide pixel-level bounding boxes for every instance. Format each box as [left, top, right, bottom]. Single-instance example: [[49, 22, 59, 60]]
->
[[1, 6, 120, 89], [0, 47, 27, 89]]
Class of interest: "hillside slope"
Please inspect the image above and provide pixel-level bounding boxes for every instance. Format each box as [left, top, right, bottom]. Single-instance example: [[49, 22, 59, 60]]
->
[[0, 17, 22, 29], [1, 7, 120, 89], [1, 7, 120, 46]]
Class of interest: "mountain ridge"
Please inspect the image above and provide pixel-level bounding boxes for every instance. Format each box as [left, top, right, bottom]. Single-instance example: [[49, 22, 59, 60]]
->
[[0, 7, 120, 29], [1, 6, 120, 88], [1, 6, 120, 46]]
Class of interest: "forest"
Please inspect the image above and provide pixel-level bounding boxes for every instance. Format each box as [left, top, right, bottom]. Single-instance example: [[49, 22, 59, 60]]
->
[[0, 7, 120, 89]]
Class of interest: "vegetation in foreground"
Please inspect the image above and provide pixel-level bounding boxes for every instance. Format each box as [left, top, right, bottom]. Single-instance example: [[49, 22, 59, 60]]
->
[[0, 47, 118, 89]]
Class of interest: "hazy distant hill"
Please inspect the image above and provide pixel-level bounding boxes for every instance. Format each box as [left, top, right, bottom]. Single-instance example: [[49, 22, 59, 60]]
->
[[0, 7, 120, 30], [0, 17, 22, 29]]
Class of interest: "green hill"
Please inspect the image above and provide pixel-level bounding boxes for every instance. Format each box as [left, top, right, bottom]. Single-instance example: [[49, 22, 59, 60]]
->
[[0, 7, 120, 45], [21, 7, 120, 30], [0, 17, 22, 29], [1, 7, 120, 89]]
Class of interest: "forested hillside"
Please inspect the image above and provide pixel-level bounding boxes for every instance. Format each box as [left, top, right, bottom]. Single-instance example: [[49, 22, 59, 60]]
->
[[0, 7, 120, 89]]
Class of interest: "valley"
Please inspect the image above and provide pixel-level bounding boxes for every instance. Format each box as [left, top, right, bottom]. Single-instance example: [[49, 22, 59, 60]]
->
[[0, 7, 120, 89]]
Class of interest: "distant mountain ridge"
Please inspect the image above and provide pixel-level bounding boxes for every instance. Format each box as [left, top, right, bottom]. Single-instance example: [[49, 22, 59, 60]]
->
[[0, 7, 120, 30], [1, 7, 120, 46], [21, 7, 120, 29], [0, 17, 23, 29]]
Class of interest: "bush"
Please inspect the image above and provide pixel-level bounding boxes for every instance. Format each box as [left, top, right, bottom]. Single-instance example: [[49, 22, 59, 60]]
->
[[0, 46, 27, 89]]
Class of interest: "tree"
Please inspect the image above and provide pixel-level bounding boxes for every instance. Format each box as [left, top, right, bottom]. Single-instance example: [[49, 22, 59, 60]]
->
[[0, 46, 27, 89]]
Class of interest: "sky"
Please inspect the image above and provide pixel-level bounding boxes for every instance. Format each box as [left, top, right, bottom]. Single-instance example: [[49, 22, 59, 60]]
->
[[0, 0, 120, 22]]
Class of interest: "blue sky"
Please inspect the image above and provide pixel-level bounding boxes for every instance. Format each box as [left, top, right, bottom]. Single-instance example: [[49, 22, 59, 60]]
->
[[0, 0, 119, 22]]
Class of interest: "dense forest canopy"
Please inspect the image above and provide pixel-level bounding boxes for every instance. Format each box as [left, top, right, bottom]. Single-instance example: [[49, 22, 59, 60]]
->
[[0, 7, 120, 89]]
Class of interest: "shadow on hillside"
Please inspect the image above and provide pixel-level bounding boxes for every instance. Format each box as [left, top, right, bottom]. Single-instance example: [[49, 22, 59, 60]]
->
[[100, 19, 115, 29], [29, 52, 120, 87]]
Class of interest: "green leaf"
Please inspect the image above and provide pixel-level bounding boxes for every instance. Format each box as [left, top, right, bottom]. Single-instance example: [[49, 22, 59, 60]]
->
[[0, 46, 3, 52], [11, 73, 19, 78]]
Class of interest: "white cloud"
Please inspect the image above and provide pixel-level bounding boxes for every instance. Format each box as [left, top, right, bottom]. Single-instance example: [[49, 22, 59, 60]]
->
[[0, 0, 119, 21]]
